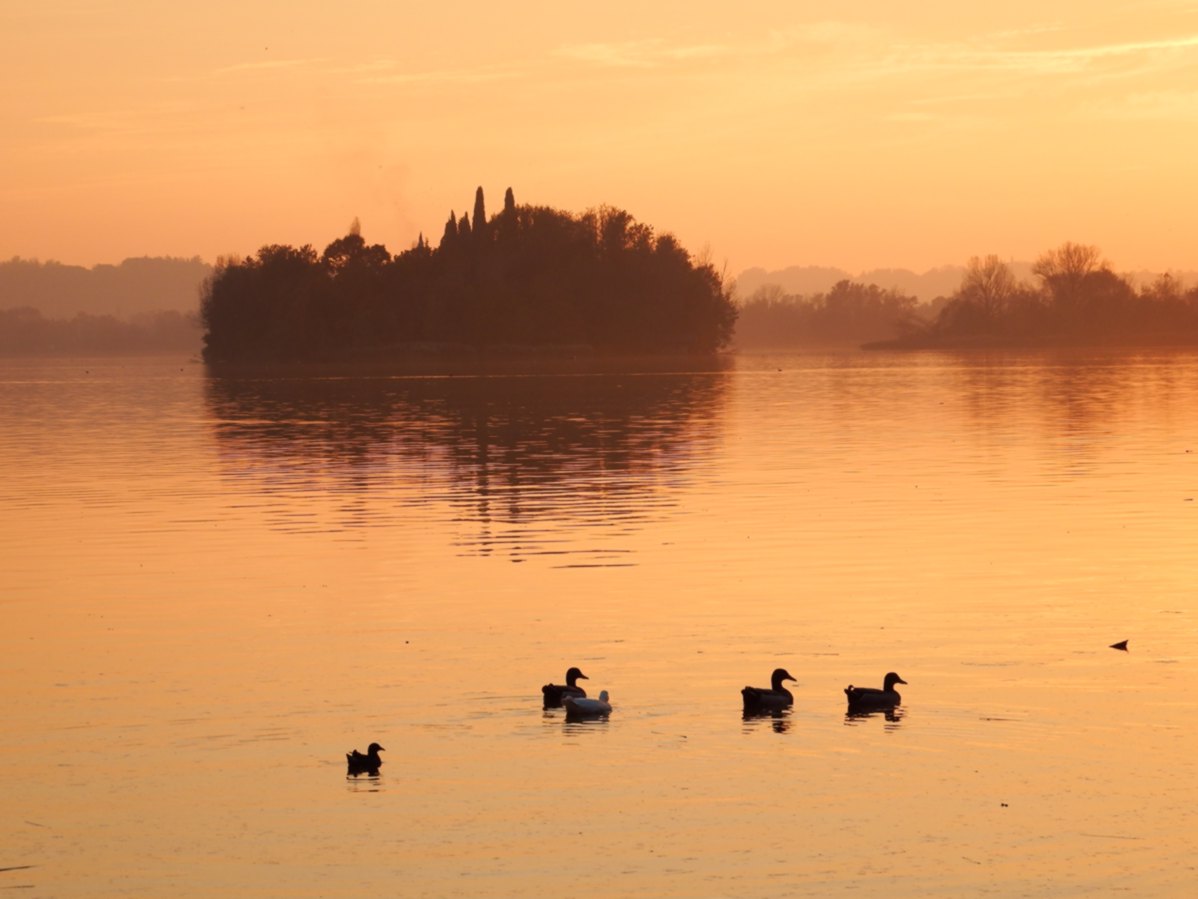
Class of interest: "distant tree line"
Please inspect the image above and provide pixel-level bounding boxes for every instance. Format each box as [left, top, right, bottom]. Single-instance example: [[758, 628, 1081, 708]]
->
[[735, 264, 975, 305], [735, 280, 926, 347], [737, 242, 1198, 349], [200, 188, 737, 363], [0, 307, 200, 356], [0, 256, 211, 318], [900, 244, 1198, 347]]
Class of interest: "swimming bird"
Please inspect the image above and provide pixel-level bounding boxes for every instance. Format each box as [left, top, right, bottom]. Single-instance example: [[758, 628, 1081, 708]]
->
[[564, 690, 611, 719], [542, 667, 589, 708], [1110, 639, 1129, 651], [741, 668, 797, 713], [346, 742, 385, 776], [845, 672, 907, 712]]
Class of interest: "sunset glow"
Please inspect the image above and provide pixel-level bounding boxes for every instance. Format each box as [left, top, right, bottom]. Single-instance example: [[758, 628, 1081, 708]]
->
[[3, 1, 1197, 275]]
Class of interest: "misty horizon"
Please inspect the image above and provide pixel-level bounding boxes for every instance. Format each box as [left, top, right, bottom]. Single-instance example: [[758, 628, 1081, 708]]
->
[[5, 252, 1198, 322]]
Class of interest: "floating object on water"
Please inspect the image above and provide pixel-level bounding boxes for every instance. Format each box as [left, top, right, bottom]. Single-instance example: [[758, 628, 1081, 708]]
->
[[845, 672, 907, 712], [741, 667, 797, 713], [542, 666, 588, 708], [564, 690, 611, 718], [346, 742, 385, 776], [1109, 640, 1129, 651]]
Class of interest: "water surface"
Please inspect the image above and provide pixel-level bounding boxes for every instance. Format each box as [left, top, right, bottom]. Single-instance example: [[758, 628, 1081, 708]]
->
[[2, 350, 1196, 896]]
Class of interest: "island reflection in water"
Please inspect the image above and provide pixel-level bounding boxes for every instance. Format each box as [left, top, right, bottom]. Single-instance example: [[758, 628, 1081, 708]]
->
[[203, 359, 730, 564]]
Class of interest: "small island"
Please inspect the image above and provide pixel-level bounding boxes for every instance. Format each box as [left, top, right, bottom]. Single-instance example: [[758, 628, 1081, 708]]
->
[[200, 188, 737, 363]]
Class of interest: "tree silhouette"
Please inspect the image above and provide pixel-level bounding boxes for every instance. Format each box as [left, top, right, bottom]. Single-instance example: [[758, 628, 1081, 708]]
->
[[736, 280, 919, 346], [440, 211, 457, 251], [472, 187, 487, 241], [958, 255, 1019, 322], [865, 241, 1198, 349], [201, 189, 737, 362]]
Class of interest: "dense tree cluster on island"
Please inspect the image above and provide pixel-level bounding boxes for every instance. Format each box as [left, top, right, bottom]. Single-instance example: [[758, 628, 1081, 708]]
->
[[200, 188, 737, 363], [735, 242, 1198, 349]]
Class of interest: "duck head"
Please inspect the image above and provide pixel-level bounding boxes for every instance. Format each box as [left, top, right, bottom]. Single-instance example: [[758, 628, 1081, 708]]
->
[[883, 673, 907, 691], [367, 743, 385, 755], [565, 667, 589, 686], [770, 668, 798, 690]]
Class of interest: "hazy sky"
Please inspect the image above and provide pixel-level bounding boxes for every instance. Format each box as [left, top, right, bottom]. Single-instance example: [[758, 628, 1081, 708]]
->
[[3, 1, 1197, 275]]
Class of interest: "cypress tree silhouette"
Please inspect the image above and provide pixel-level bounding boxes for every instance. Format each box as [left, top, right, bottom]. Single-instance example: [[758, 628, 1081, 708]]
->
[[458, 212, 471, 238], [440, 211, 457, 250], [503, 187, 515, 215], [473, 187, 487, 239]]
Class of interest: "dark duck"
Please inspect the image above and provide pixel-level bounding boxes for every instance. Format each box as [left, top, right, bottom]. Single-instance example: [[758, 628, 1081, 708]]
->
[[542, 667, 588, 708], [346, 742, 385, 776], [741, 668, 797, 713], [844, 672, 907, 712]]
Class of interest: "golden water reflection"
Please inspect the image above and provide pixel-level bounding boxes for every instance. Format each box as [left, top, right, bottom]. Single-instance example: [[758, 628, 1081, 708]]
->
[[203, 362, 730, 563]]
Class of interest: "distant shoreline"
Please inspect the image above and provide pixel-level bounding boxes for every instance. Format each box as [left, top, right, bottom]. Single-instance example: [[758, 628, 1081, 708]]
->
[[202, 344, 736, 377], [861, 332, 1198, 351]]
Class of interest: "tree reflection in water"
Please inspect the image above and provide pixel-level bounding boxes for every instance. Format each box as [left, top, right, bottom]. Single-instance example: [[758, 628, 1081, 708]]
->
[[203, 358, 731, 563]]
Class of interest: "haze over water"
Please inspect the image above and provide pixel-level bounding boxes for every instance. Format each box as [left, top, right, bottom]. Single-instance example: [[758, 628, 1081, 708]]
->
[[3, 350, 1197, 896]]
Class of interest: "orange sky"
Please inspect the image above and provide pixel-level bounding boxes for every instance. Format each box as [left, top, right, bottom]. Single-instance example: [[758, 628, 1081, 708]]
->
[[3, 1, 1197, 276]]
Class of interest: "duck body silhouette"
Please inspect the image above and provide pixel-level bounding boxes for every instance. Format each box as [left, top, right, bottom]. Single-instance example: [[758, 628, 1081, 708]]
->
[[542, 667, 589, 708], [346, 742, 385, 776], [741, 668, 797, 713], [564, 690, 611, 719], [845, 672, 907, 712]]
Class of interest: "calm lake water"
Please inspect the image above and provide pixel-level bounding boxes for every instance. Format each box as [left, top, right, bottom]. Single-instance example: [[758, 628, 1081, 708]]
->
[[2, 350, 1197, 897]]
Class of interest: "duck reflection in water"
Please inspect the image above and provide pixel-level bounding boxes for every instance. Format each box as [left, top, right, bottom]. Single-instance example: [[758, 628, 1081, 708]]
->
[[742, 708, 792, 733], [346, 742, 385, 777], [844, 706, 906, 727]]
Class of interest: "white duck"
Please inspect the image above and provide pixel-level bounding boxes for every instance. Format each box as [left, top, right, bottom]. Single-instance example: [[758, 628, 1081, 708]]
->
[[564, 689, 611, 718]]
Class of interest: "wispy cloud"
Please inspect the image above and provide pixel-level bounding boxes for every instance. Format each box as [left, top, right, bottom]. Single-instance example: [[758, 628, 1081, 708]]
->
[[553, 24, 1198, 87], [555, 38, 735, 69], [196, 24, 1198, 110], [210, 58, 326, 77], [205, 54, 522, 89], [876, 32, 1198, 80], [555, 23, 884, 70], [1089, 88, 1198, 119], [351, 63, 521, 86]]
